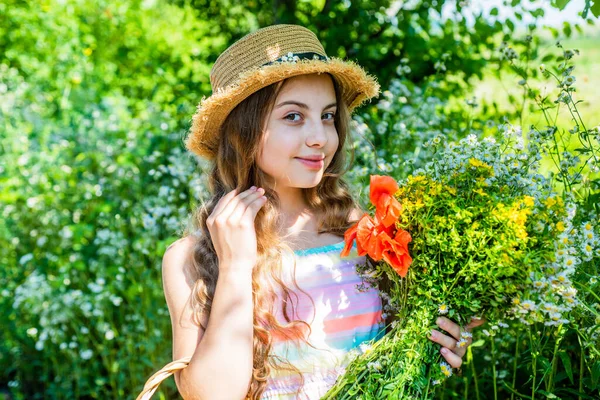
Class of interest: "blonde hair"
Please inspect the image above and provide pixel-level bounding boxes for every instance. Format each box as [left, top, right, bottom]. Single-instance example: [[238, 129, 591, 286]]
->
[[182, 73, 362, 399]]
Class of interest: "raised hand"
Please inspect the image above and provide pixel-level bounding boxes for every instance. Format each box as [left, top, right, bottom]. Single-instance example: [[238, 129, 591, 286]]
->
[[206, 186, 268, 272]]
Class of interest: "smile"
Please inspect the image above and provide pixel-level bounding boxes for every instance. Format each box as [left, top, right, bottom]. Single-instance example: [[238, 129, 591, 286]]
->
[[295, 158, 324, 169]]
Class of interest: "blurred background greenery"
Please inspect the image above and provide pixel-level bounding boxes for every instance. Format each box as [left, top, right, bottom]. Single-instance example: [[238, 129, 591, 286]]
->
[[1, 0, 598, 399]]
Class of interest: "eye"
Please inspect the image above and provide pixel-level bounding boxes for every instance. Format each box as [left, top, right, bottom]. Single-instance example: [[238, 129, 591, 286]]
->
[[323, 112, 336, 121], [283, 113, 302, 122], [283, 112, 336, 123]]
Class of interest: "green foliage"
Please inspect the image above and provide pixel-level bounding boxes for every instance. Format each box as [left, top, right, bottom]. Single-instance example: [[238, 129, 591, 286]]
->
[[0, 0, 598, 399], [323, 133, 581, 398], [174, 0, 584, 103], [0, 0, 215, 398]]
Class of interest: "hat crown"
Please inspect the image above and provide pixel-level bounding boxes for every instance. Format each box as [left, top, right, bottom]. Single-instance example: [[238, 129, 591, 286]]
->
[[210, 24, 328, 91]]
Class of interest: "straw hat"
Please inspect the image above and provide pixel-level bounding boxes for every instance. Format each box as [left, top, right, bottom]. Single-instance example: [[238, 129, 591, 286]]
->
[[184, 24, 381, 161]]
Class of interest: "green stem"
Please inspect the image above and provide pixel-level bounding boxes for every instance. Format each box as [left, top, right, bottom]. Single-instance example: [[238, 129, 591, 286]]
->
[[578, 335, 585, 400], [529, 327, 537, 400], [491, 337, 498, 400], [469, 346, 481, 400], [423, 363, 433, 400], [510, 331, 520, 400], [547, 324, 563, 394], [463, 370, 469, 400]]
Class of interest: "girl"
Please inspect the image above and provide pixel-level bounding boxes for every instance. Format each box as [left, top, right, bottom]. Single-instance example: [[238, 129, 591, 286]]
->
[[154, 24, 483, 400]]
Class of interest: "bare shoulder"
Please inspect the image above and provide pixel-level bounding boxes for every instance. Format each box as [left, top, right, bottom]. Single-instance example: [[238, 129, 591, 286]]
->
[[165, 235, 196, 255], [162, 235, 197, 292]]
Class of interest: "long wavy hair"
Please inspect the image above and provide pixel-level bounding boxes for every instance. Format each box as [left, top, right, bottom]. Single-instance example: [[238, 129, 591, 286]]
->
[[182, 73, 364, 399]]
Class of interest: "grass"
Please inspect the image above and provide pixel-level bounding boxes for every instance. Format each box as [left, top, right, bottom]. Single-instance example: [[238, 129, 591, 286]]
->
[[468, 31, 600, 132]]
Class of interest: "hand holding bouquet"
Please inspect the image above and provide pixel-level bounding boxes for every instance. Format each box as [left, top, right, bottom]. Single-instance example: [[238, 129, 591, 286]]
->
[[322, 134, 568, 399]]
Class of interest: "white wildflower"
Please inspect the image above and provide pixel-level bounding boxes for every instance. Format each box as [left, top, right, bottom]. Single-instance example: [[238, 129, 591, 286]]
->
[[520, 300, 536, 313], [440, 361, 453, 377], [562, 75, 576, 86], [80, 349, 93, 360]]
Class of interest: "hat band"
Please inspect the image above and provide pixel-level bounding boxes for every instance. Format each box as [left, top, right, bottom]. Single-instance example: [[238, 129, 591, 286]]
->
[[261, 51, 330, 67]]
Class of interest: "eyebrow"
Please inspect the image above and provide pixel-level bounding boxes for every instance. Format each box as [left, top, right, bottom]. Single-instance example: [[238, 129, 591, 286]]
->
[[274, 101, 337, 111]]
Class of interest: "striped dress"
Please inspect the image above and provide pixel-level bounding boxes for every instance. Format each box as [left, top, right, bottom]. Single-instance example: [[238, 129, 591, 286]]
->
[[261, 240, 386, 399]]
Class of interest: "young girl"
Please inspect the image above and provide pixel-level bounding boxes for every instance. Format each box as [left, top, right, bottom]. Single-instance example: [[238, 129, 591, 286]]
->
[[157, 24, 483, 400]]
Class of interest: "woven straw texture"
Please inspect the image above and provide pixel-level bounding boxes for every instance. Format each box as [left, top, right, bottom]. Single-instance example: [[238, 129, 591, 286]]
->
[[135, 355, 255, 399], [184, 24, 380, 161], [135, 356, 191, 400]]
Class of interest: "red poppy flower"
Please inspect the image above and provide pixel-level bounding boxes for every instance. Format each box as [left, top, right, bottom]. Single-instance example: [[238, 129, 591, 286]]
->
[[370, 175, 402, 228], [382, 228, 412, 277], [341, 175, 413, 277]]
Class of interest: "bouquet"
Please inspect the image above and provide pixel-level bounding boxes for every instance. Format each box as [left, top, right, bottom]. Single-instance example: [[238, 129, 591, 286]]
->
[[322, 133, 571, 399]]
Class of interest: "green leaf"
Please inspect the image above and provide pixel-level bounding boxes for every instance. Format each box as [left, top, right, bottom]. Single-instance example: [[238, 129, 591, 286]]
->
[[558, 351, 574, 384], [470, 339, 485, 347], [563, 21, 572, 37], [573, 147, 591, 154], [591, 361, 600, 389], [554, 0, 571, 11], [531, 8, 545, 18], [490, 7, 499, 16], [592, 1, 600, 17], [506, 19, 515, 32]]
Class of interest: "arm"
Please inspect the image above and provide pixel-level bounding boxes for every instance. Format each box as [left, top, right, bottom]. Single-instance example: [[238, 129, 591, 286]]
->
[[162, 236, 254, 400]]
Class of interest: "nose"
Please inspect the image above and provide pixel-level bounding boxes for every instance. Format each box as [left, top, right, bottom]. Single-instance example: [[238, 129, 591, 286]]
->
[[305, 118, 328, 146]]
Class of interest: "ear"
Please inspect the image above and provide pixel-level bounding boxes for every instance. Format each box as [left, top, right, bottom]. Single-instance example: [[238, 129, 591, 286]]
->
[[349, 206, 364, 222]]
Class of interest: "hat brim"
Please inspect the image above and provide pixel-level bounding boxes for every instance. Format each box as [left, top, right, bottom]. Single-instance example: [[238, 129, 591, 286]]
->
[[185, 56, 381, 160]]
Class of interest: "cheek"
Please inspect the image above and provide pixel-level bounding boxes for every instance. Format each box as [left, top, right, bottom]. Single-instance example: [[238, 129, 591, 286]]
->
[[264, 129, 300, 155], [257, 135, 296, 172]]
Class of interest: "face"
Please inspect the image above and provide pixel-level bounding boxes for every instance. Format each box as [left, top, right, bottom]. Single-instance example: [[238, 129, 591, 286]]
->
[[257, 73, 339, 191]]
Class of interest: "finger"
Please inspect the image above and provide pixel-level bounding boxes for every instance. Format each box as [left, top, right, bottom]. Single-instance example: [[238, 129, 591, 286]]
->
[[218, 187, 261, 221], [429, 329, 457, 352], [436, 317, 461, 341], [210, 187, 242, 218], [441, 347, 463, 369], [242, 192, 268, 220], [228, 188, 266, 221], [465, 317, 486, 330]]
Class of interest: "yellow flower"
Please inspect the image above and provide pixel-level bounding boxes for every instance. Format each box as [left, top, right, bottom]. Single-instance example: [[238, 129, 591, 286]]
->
[[473, 188, 487, 197], [545, 197, 557, 208], [556, 221, 565, 232], [468, 158, 491, 169], [408, 175, 426, 184], [522, 196, 534, 208], [83, 48, 93, 56]]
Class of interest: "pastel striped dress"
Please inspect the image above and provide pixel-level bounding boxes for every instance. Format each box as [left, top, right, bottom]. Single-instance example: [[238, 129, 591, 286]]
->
[[261, 240, 386, 399]]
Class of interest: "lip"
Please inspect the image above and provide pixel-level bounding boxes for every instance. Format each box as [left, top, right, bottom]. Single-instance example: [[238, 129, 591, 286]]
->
[[295, 157, 324, 169], [296, 155, 325, 161]]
